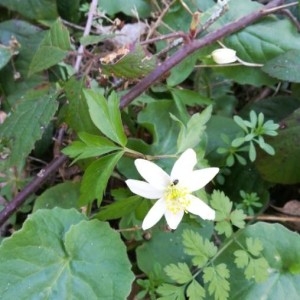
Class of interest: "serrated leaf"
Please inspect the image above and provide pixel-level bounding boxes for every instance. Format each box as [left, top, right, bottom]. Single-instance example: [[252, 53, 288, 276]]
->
[[157, 283, 186, 300], [244, 257, 269, 283], [0, 0, 58, 22], [94, 195, 141, 221], [215, 222, 300, 299], [218, 0, 300, 86], [101, 44, 156, 79], [0, 208, 134, 299], [0, 88, 58, 167], [203, 264, 230, 300], [186, 280, 205, 300], [62, 132, 120, 163], [164, 263, 193, 284], [215, 221, 233, 238], [210, 190, 232, 217], [230, 209, 246, 229], [79, 151, 124, 206], [182, 229, 217, 267], [84, 89, 127, 146], [234, 250, 249, 268], [63, 76, 98, 134], [171, 106, 212, 153], [136, 221, 214, 281], [246, 237, 263, 256], [262, 49, 300, 83], [29, 19, 71, 75]]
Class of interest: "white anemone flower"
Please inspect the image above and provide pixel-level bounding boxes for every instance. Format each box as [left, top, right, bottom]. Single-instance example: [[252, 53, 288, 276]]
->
[[126, 149, 219, 230]]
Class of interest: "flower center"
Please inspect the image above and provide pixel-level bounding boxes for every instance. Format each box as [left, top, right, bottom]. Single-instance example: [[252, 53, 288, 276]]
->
[[164, 180, 190, 214]]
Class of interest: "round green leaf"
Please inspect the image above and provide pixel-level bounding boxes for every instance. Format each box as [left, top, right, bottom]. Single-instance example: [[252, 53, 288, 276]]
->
[[33, 181, 80, 211], [256, 108, 300, 184], [0, 208, 134, 299], [216, 222, 300, 299]]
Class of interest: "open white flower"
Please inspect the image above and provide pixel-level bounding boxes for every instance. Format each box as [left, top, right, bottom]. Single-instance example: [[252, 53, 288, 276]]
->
[[211, 48, 237, 64], [126, 149, 219, 230]]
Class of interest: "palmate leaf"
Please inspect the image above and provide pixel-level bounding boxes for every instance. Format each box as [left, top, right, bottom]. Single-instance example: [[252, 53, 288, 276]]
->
[[0, 208, 134, 299], [84, 89, 127, 146], [0, 88, 58, 168], [29, 18, 71, 75]]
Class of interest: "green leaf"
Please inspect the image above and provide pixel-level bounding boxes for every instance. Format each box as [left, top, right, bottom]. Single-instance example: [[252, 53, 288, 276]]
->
[[33, 181, 80, 211], [0, 208, 134, 299], [170, 87, 212, 121], [234, 250, 249, 268], [164, 263, 193, 284], [29, 19, 71, 75], [57, 0, 80, 23], [0, 44, 12, 70], [213, 0, 300, 86], [167, 51, 199, 87], [101, 44, 156, 79], [246, 237, 263, 256], [182, 229, 217, 267], [203, 264, 230, 300], [62, 132, 120, 163], [256, 108, 300, 184], [79, 151, 124, 206], [171, 106, 212, 153], [94, 195, 142, 221], [136, 221, 214, 281], [84, 89, 127, 146], [230, 210, 246, 229], [0, 88, 58, 167], [186, 280, 205, 300], [216, 222, 300, 299], [210, 190, 246, 237], [63, 76, 98, 134], [100, 0, 152, 18], [262, 49, 300, 83], [157, 283, 186, 300], [0, 0, 58, 23], [0, 20, 47, 106], [244, 257, 269, 283]]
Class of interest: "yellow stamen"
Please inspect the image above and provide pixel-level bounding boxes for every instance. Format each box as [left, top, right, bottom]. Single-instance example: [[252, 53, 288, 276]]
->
[[164, 182, 190, 214]]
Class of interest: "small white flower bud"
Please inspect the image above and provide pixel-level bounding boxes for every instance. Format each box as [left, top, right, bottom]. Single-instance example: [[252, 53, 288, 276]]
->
[[211, 48, 237, 64]]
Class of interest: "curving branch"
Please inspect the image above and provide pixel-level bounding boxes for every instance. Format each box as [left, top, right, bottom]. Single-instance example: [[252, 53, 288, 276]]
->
[[0, 0, 285, 227]]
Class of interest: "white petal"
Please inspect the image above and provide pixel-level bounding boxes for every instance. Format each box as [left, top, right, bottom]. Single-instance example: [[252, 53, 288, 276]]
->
[[181, 168, 219, 192], [171, 149, 197, 181], [142, 198, 166, 230], [186, 195, 215, 220], [126, 179, 163, 199], [211, 48, 237, 64], [135, 159, 170, 190], [165, 210, 184, 230]]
